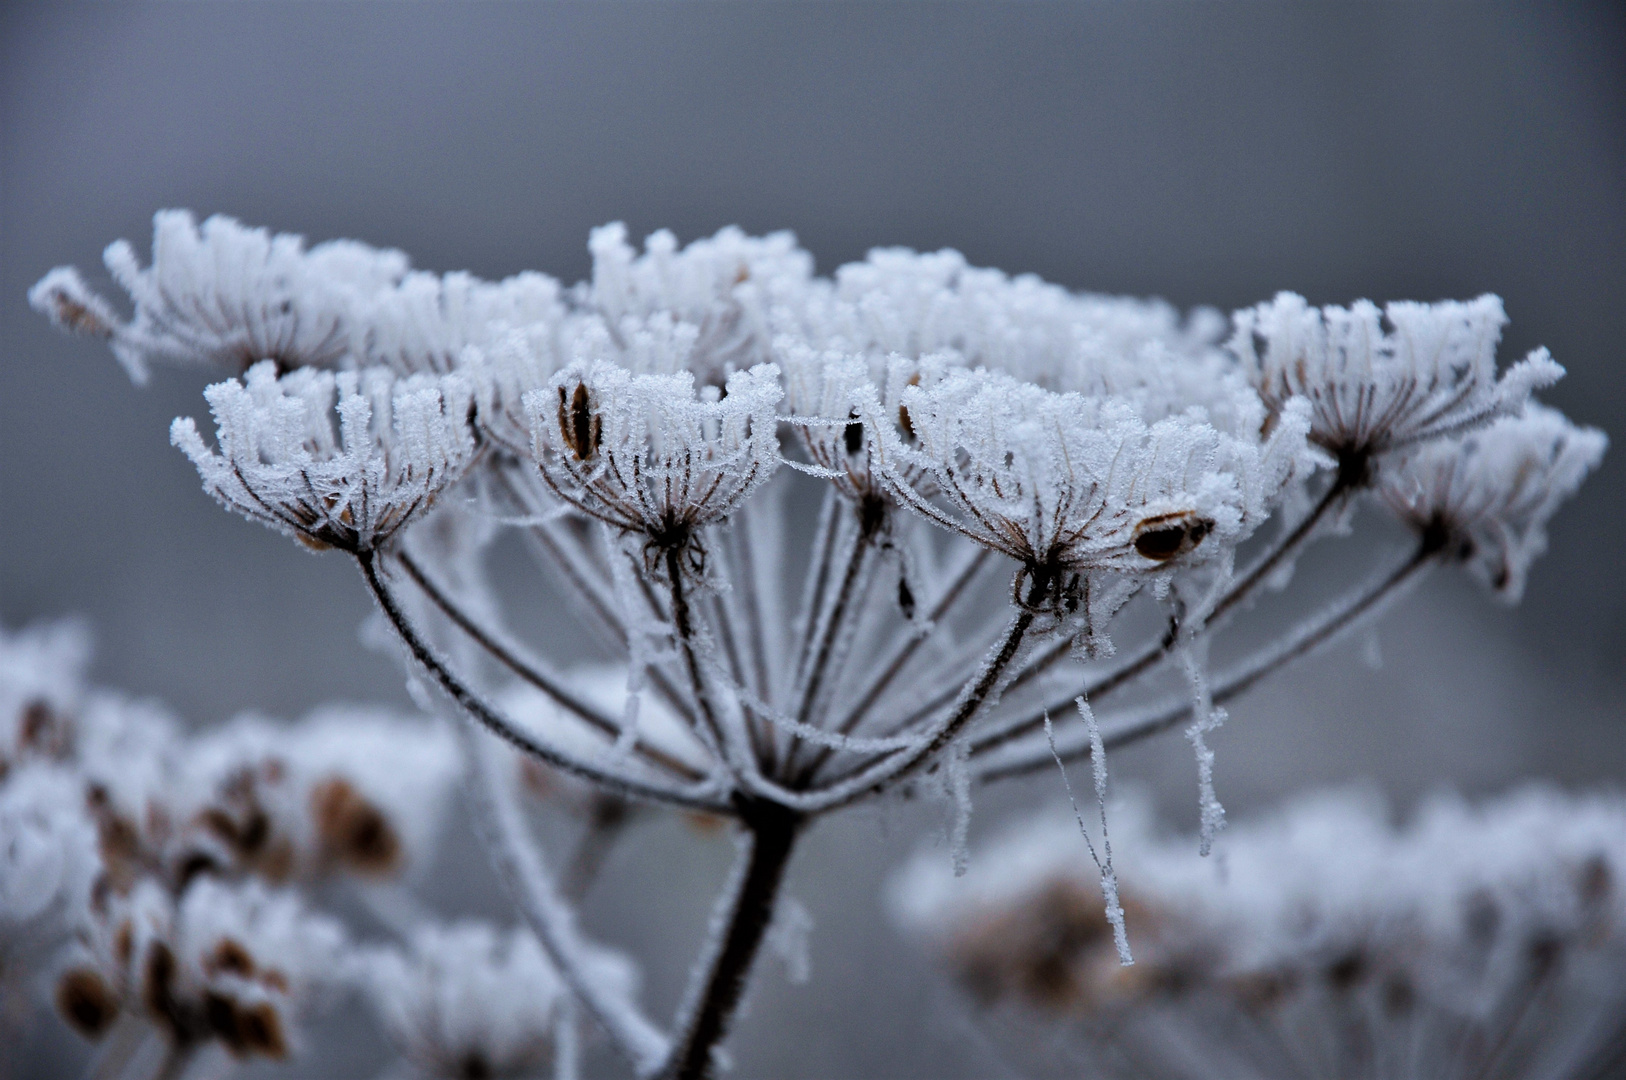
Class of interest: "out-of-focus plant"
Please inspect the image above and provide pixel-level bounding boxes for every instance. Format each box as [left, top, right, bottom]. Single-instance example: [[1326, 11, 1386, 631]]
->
[[9, 211, 1605, 1079]]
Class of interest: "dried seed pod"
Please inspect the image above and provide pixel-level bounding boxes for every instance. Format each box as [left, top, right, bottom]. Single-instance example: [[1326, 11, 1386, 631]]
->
[[1131, 512, 1214, 562], [56, 968, 120, 1039], [558, 382, 600, 461]]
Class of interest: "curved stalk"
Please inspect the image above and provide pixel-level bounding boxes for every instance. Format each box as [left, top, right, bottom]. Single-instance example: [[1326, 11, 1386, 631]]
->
[[658, 801, 801, 1080], [459, 725, 671, 1075], [974, 542, 1438, 783], [359, 550, 729, 812], [396, 550, 704, 782]]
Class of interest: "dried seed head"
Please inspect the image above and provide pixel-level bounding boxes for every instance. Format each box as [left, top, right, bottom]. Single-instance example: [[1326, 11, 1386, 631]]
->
[[558, 382, 600, 461]]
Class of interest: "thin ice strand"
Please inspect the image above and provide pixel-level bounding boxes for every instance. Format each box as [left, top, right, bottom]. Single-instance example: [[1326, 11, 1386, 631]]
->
[[1043, 708, 1133, 965]]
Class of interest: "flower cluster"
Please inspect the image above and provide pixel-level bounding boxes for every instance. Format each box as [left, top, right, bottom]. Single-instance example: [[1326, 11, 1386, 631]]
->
[[26, 213, 1608, 1079], [892, 786, 1626, 1080]]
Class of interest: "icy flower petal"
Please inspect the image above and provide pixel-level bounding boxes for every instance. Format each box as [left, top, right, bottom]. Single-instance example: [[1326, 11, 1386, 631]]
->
[[1380, 403, 1606, 601], [171, 361, 476, 553], [1231, 292, 1565, 464]]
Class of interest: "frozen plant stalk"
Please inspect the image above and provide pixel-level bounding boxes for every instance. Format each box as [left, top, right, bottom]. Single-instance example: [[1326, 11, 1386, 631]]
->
[[18, 211, 1607, 1079]]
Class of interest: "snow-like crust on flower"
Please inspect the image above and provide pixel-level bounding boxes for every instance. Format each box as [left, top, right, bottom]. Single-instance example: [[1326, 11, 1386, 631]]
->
[[362, 921, 565, 1079], [38, 211, 412, 382], [177, 707, 462, 882], [1380, 403, 1607, 602], [1231, 292, 1565, 463], [893, 786, 1626, 1076], [353, 268, 570, 378], [790, 247, 1260, 433], [524, 360, 782, 548], [0, 619, 91, 767], [0, 763, 98, 923], [874, 368, 1312, 579], [64, 876, 346, 1059], [171, 361, 476, 553], [578, 222, 814, 384]]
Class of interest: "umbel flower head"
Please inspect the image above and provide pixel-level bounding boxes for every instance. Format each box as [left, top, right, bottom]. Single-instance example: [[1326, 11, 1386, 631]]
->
[[57, 876, 346, 1058], [893, 786, 1626, 1080], [524, 359, 782, 557], [873, 368, 1312, 591], [30, 210, 411, 383], [361, 921, 568, 1080], [1381, 403, 1607, 602], [1230, 292, 1564, 479], [171, 360, 476, 554]]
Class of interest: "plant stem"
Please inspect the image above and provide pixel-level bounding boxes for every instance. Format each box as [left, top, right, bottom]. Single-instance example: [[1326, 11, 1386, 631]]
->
[[660, 800, 802, 1080], [359, 550, 725, 812]]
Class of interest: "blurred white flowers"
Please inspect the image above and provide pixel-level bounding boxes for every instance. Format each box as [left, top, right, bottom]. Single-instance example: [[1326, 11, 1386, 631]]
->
[[24, 213, 1609, 1079]]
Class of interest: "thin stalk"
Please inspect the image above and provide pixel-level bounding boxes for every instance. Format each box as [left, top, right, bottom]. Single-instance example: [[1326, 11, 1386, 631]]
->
[[658, 801, 801, 1080], [798, 570, 1052, 814], [561, 795, 633, 902], [974, 543, 1438, 782], [973, 477, 1355, 757], [146, 1042, 193, 1080], [458, 725, 671, 1075], [397, 550, 704, 781], [360, 551, 727, 812], [664, 547, 737, 769]]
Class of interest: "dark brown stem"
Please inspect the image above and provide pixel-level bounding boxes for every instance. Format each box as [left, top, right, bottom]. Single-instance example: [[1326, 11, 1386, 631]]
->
[[659, 800, 802, 1080]]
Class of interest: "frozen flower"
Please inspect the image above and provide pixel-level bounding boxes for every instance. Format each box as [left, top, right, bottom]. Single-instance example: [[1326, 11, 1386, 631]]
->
[[362, 922, 566, 1080], [0, 619, 91, 773], [171, 360, 476, 554], [1230, 292, 1564, 479], [0, 764, 98, 925], [175, 707, 461, 884], [524, 360, 782, 560], [874, 368, 1310, 602], [31, 210, 410, 382], [894, 786, 1626, 1080], [352, 268, 569, 378], [57, 877, 346, 1058], [1380, 403, 1607, 601], [579, 222, 814, 386]]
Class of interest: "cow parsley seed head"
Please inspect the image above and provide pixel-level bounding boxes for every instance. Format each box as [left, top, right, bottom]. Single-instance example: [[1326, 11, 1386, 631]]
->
[[875, 368, 1309, 598], [0, 619, 91, 772], [354, 268, 570, 379], [362, 922, 566, 1080], [1380, 403, 1607, 601], [61, 876, 346, 1058], [0, 763, 98, 925], [171, 360, 476, 554], [524, 360, 782, 556], [1230, 292, 1565, 477], [581, 222, 814, 386], [36, 210, 413, 383]]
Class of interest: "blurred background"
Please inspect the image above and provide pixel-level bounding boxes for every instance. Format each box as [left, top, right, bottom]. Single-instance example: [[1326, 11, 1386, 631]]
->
[[3, 3, 1623, 1077]]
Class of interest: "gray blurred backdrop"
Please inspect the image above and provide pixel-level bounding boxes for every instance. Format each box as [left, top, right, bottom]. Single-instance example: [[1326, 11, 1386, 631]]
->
[[3, 4, 1624, 1078]]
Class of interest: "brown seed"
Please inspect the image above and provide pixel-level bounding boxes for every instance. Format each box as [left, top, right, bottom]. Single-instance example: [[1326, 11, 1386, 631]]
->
[[56, 969, 120, 1038], [206, 938, 256, 978], [1132, 512, 1214, 562], [558, 383, 600, 461], [311, 777, 401, 876], [234, 1001, 288, 1058]]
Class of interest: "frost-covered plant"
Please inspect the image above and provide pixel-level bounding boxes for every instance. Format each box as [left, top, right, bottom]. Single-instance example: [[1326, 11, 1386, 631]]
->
[[20, 212, 1607, 1079], [891, 786, 1626, 1080]]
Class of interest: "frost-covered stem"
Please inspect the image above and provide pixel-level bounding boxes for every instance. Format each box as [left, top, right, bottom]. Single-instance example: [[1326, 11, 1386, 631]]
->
[[359, 551, 727, 812], [659, 800, 801, 1080], [974, 543, 1439, 782], [808, 569, 1051, 813], [795, 546, 991, 784], [396, 550, 704, 782], [86, 1017, 149, 1080], [561, 794, 632, 902], [974, 476, 1354, 757], [664, 546, 737, 771], [459, 725, 671, 1075]]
